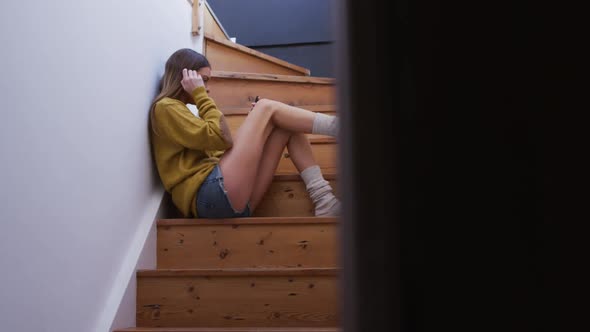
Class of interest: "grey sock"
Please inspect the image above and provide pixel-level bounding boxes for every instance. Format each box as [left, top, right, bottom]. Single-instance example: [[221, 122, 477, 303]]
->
[[312, 113, 339, 137], [301, 164, 323, 186], [300, 165, 341, 216]]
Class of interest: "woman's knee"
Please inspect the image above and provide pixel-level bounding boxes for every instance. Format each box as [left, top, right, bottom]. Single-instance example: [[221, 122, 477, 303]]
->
[[289, 132, 307, 140], [247, 99, 279, 131], [273, 127, 293, 139], [252, 98, 279, 114], [258, 127, 292, 151]]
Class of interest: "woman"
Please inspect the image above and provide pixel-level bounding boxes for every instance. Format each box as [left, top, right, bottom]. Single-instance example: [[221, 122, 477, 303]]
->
[[149, 48, 340, 218]]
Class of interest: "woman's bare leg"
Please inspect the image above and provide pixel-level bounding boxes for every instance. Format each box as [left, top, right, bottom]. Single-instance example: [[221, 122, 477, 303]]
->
[[255, 98, 324, 133], [286, 133, 317, 172], [248, 132, 319, 211], [287, 133, 339, 216], [219, 99, 333, 212], [248, 128, 293, 211], [248, 131, 339, 216]]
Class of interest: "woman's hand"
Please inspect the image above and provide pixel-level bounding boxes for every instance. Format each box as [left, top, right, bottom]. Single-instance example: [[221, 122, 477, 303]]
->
[[249, 96, 260, 113], [181, 68, 205, 94]]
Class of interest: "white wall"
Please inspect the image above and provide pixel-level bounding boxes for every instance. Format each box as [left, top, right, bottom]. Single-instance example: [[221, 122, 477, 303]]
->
[[0, 1, 203, 331]]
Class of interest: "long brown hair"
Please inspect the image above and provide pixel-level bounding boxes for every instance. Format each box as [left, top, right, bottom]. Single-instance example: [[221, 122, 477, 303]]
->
[[149, 48, 210, 138]]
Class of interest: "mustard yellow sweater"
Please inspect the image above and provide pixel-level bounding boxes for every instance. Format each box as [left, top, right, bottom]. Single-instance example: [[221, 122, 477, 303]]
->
[[151, 86, 231, 217]]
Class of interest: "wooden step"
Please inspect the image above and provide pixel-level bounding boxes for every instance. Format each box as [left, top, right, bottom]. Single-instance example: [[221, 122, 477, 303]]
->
[[253, 174, 338, 217], [157, 217, 339, 269], [116, 328, 340, 332], [208, 71, 335, 109], [136, 268, 339, 328], [205, 34, 310, 76]]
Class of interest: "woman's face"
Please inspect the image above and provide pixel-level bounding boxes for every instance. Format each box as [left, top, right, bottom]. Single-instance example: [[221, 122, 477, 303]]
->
[[198, 66, 212, 93]]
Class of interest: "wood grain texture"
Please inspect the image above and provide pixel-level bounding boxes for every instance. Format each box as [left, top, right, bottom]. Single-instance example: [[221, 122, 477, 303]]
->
[[157, 217, 337, 227], [212, 71, 333, 84], [206, 36, 309, 76], [157, 218, 339, 269], [208, 77, 335, 109], [223, 109, 337, 171], [252, 176, 338, 218], [137, 268, 338, 277], [191, 0, 202, 36], [136, 271, 339, 327], [275, 142, 337, 175]]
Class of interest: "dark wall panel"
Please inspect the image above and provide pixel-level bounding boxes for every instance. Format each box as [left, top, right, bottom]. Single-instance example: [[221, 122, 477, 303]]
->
[[207, 0, 335, 46], [252, 43, 335, 77]]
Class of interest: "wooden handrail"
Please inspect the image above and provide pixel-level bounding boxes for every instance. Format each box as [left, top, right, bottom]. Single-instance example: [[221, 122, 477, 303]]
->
[[191, 0, 203, 36]]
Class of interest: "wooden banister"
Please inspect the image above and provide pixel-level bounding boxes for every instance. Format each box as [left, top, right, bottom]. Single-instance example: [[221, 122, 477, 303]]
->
[[191, 0, 203, 36]]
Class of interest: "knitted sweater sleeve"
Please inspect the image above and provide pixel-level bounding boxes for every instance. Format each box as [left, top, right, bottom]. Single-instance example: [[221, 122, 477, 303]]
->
[[153, 87, 231, 151]]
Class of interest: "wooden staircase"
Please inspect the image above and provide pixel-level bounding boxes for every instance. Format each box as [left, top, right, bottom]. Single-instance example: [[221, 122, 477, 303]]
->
[[115, 4, 340, 332]]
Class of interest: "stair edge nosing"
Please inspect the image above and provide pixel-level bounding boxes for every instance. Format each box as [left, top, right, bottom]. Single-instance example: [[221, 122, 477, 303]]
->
[[211, 70, 334, 84], [157, 216, 338, 226], [137, 267, 340, 277]]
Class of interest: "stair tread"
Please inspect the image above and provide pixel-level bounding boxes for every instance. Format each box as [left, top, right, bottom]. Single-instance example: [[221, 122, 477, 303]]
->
[[137, 267, 339, 277], [158, 216, 337, 226], [116, 328, 340, 331], [212, 71, 334, 84], [205, 34, 311, 76]]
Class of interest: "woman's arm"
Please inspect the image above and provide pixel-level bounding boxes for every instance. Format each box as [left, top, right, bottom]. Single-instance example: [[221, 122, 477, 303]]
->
[[182, 69, 233, 148], [153, 96, 232, 151], [190, 87, 233, 148], [218, 114, 233, 147]]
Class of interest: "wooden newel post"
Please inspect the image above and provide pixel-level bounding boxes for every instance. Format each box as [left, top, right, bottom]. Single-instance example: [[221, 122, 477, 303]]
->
[[192, 0, 203, 36]]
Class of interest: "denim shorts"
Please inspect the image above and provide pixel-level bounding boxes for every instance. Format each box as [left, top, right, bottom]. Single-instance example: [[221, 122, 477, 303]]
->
[[195, 164, 251, 218]]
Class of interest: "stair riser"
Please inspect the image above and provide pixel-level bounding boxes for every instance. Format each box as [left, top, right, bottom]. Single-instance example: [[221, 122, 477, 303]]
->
[[157, 223, 339, 269], [254, 180, 338, 217], [206, 40, 305, 76], [277, 143, 337, 175], [137, 275, 339, 327], [208, 79, 335, 109]]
